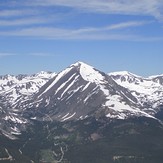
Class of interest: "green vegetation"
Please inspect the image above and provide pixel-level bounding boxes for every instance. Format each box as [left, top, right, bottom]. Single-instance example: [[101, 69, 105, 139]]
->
[[40, 149, 57, 162], [1, 117, 163, 163]]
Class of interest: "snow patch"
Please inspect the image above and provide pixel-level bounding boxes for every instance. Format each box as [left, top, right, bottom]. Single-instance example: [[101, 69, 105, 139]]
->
[[79, 62, 105, 84], [38, 67, 73, 98], [61, 112, 76, 121], [3, 115, 27, 124]]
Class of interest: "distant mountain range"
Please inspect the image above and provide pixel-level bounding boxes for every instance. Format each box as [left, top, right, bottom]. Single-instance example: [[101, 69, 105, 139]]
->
[[0, 61, 163, 163]]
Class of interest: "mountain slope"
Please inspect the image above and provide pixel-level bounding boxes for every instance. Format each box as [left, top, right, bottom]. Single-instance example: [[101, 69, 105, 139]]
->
[[19, 62, 155, 122], [0, 71, 56, 108], [1, 116, 163, 163], [0, 62, 163, 163], [0, 62, 162, 138], [109, 71, 163, 116], [0, 71, 56, 139]]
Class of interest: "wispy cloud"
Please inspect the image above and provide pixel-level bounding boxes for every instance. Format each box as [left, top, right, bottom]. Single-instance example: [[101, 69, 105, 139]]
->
[[105, 21, 152, 30], [3, 0, 163, 20], [0, 53, 17, 57], [28, 0, 163, 20], [0, 9, 38, 17], [0, 1, 162, 42], [0, 17, 48, 26], [0, 21, 160, 41], [0, 52, 56, 57]]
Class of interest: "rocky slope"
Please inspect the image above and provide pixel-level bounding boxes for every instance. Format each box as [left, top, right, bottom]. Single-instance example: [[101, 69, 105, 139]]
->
[[0, 62, 163, 163], [0, 71, 56, 138], [109, 71, 163, 115], [18, 62, 155, 122]]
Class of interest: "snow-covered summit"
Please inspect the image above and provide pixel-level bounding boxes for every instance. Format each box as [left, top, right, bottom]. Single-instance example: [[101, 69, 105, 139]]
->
[[70, 61, 87, 67], [109, 71, 143, 79], [36, 61, 102, 98], [21, 61, 152, 121], [70, 61, 105, 84]]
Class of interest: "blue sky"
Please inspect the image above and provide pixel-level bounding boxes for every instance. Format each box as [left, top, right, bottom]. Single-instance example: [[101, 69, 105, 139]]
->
[[0, 0, 163, 77]]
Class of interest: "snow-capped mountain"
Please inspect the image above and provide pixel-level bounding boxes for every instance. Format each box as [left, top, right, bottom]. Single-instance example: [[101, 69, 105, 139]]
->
[[109, 71, 163, 115], [1, 62, 163, 163], [1, 62, 163, 122], [0, 71, 56, 108], [1, 61, 163, 139], [0, 71, 56, 138], [18, 62, 155, 122]]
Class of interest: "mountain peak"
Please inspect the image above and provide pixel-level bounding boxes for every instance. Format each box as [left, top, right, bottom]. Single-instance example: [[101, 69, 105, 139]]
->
[[70, 61, 106, 84], [148, 74, 163, 79], [33, 71, 56, 79], [70, 61, 92, 68], [109, 71, 143, 78]]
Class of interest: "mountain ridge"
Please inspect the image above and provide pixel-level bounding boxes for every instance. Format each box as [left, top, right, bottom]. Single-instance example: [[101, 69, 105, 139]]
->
[[6, 61, 160, 123], [1, 61, 163, 163], [0, 62, 163, 118]]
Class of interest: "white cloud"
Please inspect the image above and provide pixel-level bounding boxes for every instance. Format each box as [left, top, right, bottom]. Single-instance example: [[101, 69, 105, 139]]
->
[[0, 21, 160, 41], [0, 21, 145, 36], [0, 17, 48, 26], [6, 0, 163, 20], [0, 53, 17, 57], [0, 52, 53, 58], [0, 9, 38, 17], [0, 0, 161, 42], [28, 0, 163, 19], [105, 21, 152, 30]]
